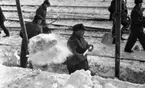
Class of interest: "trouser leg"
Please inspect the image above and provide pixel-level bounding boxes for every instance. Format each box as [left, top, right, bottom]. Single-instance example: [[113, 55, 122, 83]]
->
[[109, 13, 113, 21], [1, 23, 9, 36], [77, 59, 89, 71], [138, 31, 145, 50], [67, 59, 89, 74], [124, 31, 137, 51], [20, 39, 28, 68], [121, 22, 129, 36], [67, 65, 77, 74], [112, 20, 116, 44]]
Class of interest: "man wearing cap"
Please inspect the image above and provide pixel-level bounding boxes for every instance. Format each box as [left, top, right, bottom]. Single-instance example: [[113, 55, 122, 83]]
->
[[65, 24, 93, 74], [20, 15, 44, 68], [0, 6, 10, 37], [124, 0, 145, 53], [108, 0, 130, 42], [34, 0, 51, 33]]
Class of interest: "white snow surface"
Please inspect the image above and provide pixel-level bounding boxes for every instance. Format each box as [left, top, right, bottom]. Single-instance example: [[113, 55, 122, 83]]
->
[[1, 0, 145, 87]]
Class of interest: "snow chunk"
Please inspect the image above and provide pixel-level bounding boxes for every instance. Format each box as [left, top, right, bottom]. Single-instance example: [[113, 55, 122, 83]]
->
[[104, 83, 118, 88], [65, 70, 93, 88], [28, 33, 72, 69]]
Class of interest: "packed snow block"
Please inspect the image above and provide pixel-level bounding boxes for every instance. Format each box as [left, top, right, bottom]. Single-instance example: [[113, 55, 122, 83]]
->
[[65, 70, 93, 88], [88, 56, 145, 84], [28, 33, 72, 70], [2, 50, 20, 66], [104, 83, 118, 88]]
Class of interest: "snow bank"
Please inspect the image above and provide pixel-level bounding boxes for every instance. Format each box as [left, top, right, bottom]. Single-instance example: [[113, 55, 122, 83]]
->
[[4, 68, 145, 88], [64, 70, 93, 88], [28, 33, 72, 70]]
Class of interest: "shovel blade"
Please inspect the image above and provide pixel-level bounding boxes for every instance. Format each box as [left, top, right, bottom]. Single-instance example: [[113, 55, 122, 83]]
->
[[101, 32, 113, 45]]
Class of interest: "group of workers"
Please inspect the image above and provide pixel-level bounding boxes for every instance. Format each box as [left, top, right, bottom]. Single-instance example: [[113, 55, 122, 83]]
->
[[109, 0, 145, 53], [0, 0, 145, 74]]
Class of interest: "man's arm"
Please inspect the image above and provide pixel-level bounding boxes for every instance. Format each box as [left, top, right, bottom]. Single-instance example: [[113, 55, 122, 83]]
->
[[131, 10, 145, 26], [68, 40, 87, 61]]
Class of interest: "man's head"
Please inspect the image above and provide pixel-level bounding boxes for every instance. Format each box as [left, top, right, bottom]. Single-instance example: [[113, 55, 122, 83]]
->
[[135, 0, 143, 4], [73, 24, 86, 37], [33, 15, 44, 24], [43, 0, 50, 7]]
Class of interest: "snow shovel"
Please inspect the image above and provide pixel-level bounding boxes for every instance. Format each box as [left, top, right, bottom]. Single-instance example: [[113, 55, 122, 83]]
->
[[101, 32, 113, 45]]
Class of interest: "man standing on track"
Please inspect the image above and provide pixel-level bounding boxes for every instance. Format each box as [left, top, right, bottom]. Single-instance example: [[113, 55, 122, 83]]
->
[[108, 0, 130, 43], [34, 0, 51, 34], [124, 0, 145, 53]]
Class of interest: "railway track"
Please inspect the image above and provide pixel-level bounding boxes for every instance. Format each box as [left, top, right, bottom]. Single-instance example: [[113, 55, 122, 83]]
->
[[1, 0, 144, 62], [0, 2, 135, 32], [5, 19, 112, 32], [4, 27, 145, 62]]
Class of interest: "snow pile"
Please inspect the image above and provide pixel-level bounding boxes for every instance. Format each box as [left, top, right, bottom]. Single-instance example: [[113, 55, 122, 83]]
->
[[2, 50, 20, 66], [28, 33, 72, 69], [2, 67, 145, 88], [64, 70, 93, 88]]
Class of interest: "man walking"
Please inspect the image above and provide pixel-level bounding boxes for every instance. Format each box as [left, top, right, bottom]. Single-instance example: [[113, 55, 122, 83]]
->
[[124, 0, 145, 53], [0, 6, 10, 37]]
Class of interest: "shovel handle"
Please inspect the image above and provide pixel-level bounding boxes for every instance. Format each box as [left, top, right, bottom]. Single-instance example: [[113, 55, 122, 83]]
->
[[83, 46, 93, 56]]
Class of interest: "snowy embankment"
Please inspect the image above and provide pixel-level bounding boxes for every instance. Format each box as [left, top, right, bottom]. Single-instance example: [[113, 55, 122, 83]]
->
[[1, 65, 145, 88], [0, 33, 145, 88]]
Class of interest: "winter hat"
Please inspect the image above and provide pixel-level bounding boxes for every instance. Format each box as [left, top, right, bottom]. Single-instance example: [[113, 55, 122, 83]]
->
[[72, 24, 86, 31], [44, 0, 50, 5], [135, 0, 143, 4]]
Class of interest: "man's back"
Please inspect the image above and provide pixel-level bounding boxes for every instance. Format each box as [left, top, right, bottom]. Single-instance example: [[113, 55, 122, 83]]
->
[[20, 22, 43, 39]]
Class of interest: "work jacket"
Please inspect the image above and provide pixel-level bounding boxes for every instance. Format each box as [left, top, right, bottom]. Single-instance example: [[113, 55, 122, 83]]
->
[[130, 5, 145, 32], [66, 33, 90, 66]]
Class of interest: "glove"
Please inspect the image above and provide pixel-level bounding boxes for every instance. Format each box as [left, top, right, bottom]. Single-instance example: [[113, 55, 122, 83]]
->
[[88, 44, 94, 52]]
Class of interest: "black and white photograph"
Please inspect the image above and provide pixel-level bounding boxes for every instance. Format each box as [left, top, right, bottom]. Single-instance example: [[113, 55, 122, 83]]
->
[[0, 0, 145, 88]]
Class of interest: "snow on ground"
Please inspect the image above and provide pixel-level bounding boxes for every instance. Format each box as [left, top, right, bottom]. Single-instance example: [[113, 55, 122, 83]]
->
[[1, 66, 145, 88], [0, 31, 145, 88], [1, 0, 145, 87]]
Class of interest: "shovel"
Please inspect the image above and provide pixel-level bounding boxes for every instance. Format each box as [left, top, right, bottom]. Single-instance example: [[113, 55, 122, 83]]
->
[[101, 19, 114, 45], [101, 32, 113, 45]]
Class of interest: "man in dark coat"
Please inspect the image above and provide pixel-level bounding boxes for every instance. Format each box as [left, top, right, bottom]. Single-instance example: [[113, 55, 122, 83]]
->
[[65, 24, 93, 74], [20, 15, 44, 68], [35, 0, 51, 33], [108, 0, 130, 42], [124, 0, 145, 53], [0, 6, 10, 37]]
